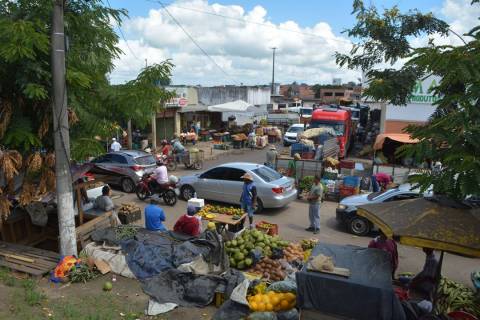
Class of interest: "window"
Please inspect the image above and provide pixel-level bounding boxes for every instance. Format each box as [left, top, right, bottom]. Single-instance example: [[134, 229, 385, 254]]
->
[[310, 120, 345, 136], [135, 155, 156, 165], [111, 154, 128, 164], [385, 193, 420, 202], [324, 92, 333, 97], [287, 126, 304, 133], [252, 166, 282, 182], [93, 154, 113, 163], [200, 167, 229, 180], [334, 92, 345, 97], [224, 168, 246, 181]]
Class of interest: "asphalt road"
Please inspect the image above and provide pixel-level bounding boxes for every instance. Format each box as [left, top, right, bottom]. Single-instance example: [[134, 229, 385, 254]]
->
[[114, 146, 478, 287]]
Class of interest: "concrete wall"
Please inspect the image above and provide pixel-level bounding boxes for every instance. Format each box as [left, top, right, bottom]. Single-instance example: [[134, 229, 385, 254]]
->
[[197, 86, 271, 106]]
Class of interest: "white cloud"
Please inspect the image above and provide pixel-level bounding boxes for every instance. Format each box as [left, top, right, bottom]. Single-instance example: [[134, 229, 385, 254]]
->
[[109, 0, 356, 85]]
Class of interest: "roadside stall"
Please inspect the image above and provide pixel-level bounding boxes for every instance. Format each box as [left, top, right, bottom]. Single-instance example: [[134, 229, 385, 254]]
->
[[358, 197, 480, 318], [373, 133, 424, 184], [296, 242, 406, 320]]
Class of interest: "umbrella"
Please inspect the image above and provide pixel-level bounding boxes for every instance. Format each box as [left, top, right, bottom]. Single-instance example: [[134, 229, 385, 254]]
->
[[357, 197, 480, 257]]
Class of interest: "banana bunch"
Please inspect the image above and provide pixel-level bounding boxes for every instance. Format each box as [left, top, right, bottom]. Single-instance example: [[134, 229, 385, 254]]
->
[[436, 277, 480, 317], [301, 238, 319, 251]]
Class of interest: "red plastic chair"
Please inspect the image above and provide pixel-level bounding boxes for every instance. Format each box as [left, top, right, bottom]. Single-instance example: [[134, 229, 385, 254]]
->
[[448, 311, 478, 320]]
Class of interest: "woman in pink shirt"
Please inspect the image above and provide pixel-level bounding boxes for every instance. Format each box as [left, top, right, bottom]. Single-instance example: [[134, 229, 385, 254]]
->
[[368, 230, 398, 279]]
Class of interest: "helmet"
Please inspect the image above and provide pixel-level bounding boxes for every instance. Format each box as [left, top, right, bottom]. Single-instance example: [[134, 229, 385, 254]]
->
[[161, 139, 168, 146], [156, 159, 164, 166]]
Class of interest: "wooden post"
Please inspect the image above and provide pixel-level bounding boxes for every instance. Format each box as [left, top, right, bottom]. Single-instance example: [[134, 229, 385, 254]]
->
[[127, 119, 132, 149]]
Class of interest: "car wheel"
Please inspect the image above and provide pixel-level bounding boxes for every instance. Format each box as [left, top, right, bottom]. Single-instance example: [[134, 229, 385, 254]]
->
[[254, 199, 264, 214], [121, 178, 135, 193], [181, 185, 195, 200], [348, 216, 371, 236]]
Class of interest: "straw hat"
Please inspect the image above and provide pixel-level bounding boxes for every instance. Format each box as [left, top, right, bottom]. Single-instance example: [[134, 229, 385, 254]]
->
[[269, 145, 276, 150], [294, 153, 301, 160], [240, 173, 254, 181]]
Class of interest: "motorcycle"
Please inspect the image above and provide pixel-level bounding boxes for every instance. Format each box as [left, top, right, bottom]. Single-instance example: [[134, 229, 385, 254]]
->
[[135, 173, 178, 206]]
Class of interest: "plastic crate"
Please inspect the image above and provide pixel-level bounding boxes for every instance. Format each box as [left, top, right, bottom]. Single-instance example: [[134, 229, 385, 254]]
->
[[255, 220, 279, 236], [343, 176, 361, 187], [339, 185, 358, 198], [118, 209, 141, 225], [301, 151, 315, 159], [340, 159, 355, 169]]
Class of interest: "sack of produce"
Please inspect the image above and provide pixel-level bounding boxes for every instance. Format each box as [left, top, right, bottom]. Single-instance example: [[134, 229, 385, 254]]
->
[[266, 280, 297, 294], [310, 254, 334, 272]]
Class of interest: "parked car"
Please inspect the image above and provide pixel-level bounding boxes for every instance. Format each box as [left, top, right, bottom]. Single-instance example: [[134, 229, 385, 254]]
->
[[283, 123, 307, 146], [88, 150, 157, 193], [336, 184, 428, 236], [178, 162, 297, 213]]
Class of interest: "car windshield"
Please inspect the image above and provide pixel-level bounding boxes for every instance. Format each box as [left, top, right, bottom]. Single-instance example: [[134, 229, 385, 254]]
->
[[367, 188, 398, 201], [252, 166, 282, 182], [134, 155, 156, 165], [310, 120, 345, 136], [300, 108, 312, 116], [288, 126, 304, 133]]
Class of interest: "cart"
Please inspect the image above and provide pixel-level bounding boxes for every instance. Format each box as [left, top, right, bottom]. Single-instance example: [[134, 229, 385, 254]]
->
[[182, 150, 204, 170]]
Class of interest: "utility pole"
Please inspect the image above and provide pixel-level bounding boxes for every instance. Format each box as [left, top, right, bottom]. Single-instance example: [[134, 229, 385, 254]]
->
[[145, 59, 157, 150], [271, 47, 277, 95], [52, 0, 77, 256]]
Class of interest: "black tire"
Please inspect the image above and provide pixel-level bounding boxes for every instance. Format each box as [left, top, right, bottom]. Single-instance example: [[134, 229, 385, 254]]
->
[[181, 185, 195, 200], [167, 161, 177, 171], [135, 185, 150, 201], [121, 178, 135, 193], [163, 190, 177, 206], [193, 161, 203, 170], [348, 216, 371, 236], [254, 199, 264, 214]]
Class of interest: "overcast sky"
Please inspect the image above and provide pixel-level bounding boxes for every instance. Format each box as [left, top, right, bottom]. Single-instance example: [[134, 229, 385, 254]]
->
[[106, 0, 480, 86]]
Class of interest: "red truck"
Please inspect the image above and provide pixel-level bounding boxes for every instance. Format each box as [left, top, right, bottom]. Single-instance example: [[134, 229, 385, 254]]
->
[[310, 107, 354, 158]]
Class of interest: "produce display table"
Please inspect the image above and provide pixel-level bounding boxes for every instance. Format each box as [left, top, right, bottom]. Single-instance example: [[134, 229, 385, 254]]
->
[[296, 242, 406, 320], [206, 213, 247, 233]]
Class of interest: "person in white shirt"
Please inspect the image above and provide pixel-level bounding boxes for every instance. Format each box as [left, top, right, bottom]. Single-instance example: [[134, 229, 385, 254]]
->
[[152, 160, 169, 186], [110, 138, 122, 152]]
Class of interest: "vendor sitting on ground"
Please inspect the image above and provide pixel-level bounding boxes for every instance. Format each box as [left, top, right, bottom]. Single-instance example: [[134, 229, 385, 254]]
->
[[409, 248, 439, 301], [94, 185, 114, 211], [173, 205, 201, 237], [368, 230, 398, 279], [144, 199, 167, 232]]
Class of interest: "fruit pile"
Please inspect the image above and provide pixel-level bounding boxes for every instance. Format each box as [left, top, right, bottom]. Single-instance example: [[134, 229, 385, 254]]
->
[[225, 229, 289, 270], [301, 238, 318, 250], [283, 243, 305, 263], [197, 204, 244, 217], [247, 291, 296, 312], [436, 277, 480, 316], [248, 257, 286, 282]]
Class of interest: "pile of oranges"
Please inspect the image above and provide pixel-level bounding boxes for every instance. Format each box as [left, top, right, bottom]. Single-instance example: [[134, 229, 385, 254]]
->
[[247, 291, 296, 312]]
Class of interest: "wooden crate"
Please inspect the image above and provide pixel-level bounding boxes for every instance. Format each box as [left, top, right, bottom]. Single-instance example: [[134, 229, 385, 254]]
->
[[75, 211, 116, 250], [118, 209, 141, 225]]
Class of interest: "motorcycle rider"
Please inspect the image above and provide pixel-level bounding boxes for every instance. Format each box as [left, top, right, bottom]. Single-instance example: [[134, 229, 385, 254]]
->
[[151, 159, 169, 192], [171, 134, 186, 163], [161, 139, 171, 156]]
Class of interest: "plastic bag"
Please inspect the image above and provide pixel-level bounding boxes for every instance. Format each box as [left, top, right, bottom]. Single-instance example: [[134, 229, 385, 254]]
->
[[266, 279, 297, 294], [271, 248, 284, 260], [230, 279, 250, 306], [277, 309, 299, 320], [247, 312, 278, 320]]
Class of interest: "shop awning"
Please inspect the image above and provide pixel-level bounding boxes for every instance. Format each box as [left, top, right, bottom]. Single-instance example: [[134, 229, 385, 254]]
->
[[373, 133, 420, 150], [207, 100, 251, 112]]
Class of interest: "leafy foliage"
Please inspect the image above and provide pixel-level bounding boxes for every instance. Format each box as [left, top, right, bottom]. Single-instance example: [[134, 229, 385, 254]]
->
[[338, 0, 480, 200], [0, 0, 174, 158]]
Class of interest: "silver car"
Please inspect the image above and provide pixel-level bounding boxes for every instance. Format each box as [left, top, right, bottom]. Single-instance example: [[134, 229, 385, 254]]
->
[[89, 150, 157, 193], [335, 183, 429, 236], [178, 162, 297, 213]]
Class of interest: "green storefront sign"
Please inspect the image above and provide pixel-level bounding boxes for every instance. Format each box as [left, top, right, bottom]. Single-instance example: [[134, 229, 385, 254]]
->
[[408, 78, 441, 104]]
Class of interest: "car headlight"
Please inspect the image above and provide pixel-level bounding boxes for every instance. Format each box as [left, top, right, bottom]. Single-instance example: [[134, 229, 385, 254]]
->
[[337, 204, 346, 210]]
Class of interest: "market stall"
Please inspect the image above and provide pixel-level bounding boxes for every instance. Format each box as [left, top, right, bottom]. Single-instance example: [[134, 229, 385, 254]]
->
[[296, 242, 405, 320]]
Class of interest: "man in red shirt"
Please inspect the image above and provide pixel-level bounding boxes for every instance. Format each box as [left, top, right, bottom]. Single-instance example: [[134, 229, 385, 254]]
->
[[173, 205, 200, 237], [368, 230, 398, 279]]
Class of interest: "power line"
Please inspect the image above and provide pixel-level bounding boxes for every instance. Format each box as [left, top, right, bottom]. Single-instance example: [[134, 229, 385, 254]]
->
[[150, 0, 353, 46], [106, 0, 142, 61], [155, 0, 234, 82]]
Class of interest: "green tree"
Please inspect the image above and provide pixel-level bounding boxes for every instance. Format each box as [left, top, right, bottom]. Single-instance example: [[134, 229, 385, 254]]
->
[[337, 0, 480, 200], [0, 0, 174, 159]]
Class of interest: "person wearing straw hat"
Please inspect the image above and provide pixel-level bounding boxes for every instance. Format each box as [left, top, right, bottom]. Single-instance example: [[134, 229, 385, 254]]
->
[[265, 145, 278, 169], [240, 173, 257, 229]]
